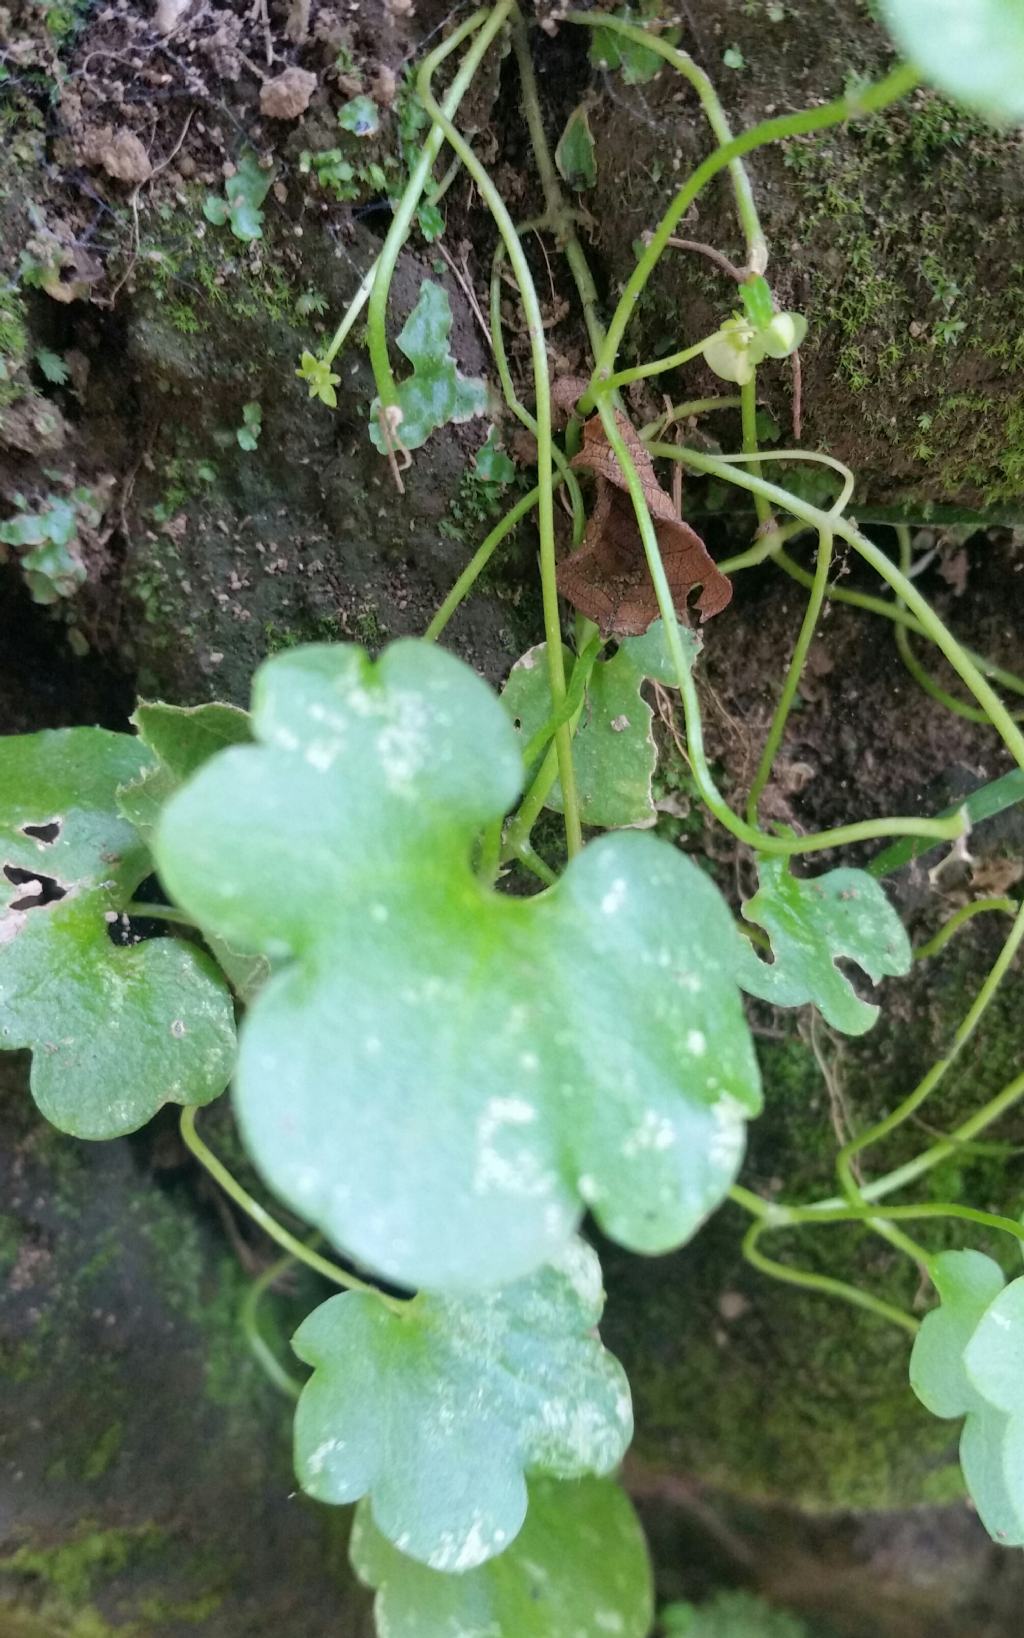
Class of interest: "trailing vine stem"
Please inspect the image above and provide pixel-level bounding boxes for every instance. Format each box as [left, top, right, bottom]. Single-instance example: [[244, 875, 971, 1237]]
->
[[745, 524, 833, 825], [179, 1108, 408, 1315], [657, 446, 1024, 771], [365, 3, 511, 416], [914, 896, 1018, 963], [773, 547, 1024, 700], [835, 898, 1024, 1199], [739, 1216, 920, 1336], [416, 19, 584, 859], [570, 43, 919, 401], [587, 413, 964, 858], [561, 10, 767, 276], [894, 526, 1024, 723], [240, 1251, 305, 1400]]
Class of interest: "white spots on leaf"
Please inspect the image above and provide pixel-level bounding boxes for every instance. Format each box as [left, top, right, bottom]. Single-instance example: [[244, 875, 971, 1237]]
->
[[519, 1050, 539, 1072], [305, 739, 339, 773], [600, 878, 628, 916], [622, 1109, 677, 1158], [272, 726, 301, 751], [370, 903, 389, 924], [596, 1612, 626, 1633], [364, 1035, 381, 1056], [578, 1174, 601, 1205], [709, 1094, 746, 1171], [305, 1435, 343, 1476], [550, 1236, 603, 1314], [686, 1029, 706, 1056], [427, 1515, 497, 1572]]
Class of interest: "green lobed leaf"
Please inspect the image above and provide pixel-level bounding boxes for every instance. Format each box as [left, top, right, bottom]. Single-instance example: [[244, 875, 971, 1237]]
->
[[474, 426, 516, 486], [204, 152, 273, 242], [154, 640, 762, 1292], [292, 1237, 631, 1568], [350, 1474, 654, 1638], [555, 103, 598, 190], [369, 281, 487, 454], [117, 702, 267, 1003], [910, 1249, 1006, 1419], [963, 1276, 1024, 1415], [734, 856, 912, 1035], [880, 0, 1024, 124], [588, 4, 680, 83], [503, 643, 657, 829], [0, 729, 236, 1138]]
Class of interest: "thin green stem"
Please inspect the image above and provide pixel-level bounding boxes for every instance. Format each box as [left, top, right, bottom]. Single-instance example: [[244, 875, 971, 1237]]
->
[[489, 242, 585, 537], [582, 58, 918, 387], [746, 526, 832, 824], [660, 446, 1024, 770], [322, 258, 378, 367], [836, 897, 1024, 1196], [179, 1107, 407, 1313], [600, 331, 728, 395], [740, 374, 771, 529], [521, 632, 604, 767], [597, 415, 965, 855], [240, 1253, 304, 1400], [894, 526, 1024, 724], [773, 547, 1024, 700], [367, 4, 512, 414], [418, 36, 582, 858], [914, 897, 1018, 963], [740, 1219, 919, 1335], [717, 516, 808, 575], [511, 13, 609, 360], [639, 397, 744, 440], [425, 487, 540, 642], [564, 11, 767, 273]]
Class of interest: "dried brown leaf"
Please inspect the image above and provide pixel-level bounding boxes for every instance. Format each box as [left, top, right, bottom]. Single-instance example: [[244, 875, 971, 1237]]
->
[[558, 411, 732, 637]]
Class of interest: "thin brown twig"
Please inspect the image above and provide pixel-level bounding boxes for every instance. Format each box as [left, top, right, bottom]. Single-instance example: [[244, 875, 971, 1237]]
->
[[435, 241, 492, 349], [104, 109, 195, 305], [660, 234, 746, 283]]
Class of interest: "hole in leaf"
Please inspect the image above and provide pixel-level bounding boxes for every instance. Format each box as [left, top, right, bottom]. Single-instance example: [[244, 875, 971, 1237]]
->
[[3, 863, 68, 911], [21, 819, 61, 845]]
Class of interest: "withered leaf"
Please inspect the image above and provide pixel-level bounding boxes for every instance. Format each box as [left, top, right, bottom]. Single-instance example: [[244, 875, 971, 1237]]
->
[[558, 412, 732, 637]]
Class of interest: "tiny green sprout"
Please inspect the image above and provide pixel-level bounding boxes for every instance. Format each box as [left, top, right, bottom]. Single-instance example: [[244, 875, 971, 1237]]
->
[[416, 200, 444, 241], [297, 351, 341, 409], [338, 94, 381, 137], [237, 402, 262, 452], [296, 289, 328, 319], [203, 152, 273, 243], [723, 46, 746, 70], [473, 427, 516, 486], [35, 347, 69, 385], [555, 104, 598, 190]]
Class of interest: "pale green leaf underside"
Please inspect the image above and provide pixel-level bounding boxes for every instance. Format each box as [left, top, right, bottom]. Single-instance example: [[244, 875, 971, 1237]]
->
[[960, 1408, 1024, 1546], [910, 1250, 1005, 1419], [1, 729, 236, 1138], [881, 0, 1024, 123], [292, 1238, 631, 1569], [369, 281, 487, 453], [964, 1276, 1024, 1415], [351, 1475, 654, 1638], [735, 856, 911, 1034], [503, 643, 657, 828], [155, 640, 761, 1292]]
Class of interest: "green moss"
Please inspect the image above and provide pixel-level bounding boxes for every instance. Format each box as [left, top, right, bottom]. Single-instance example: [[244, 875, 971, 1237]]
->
[[2, 1525, 166, 1606]]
